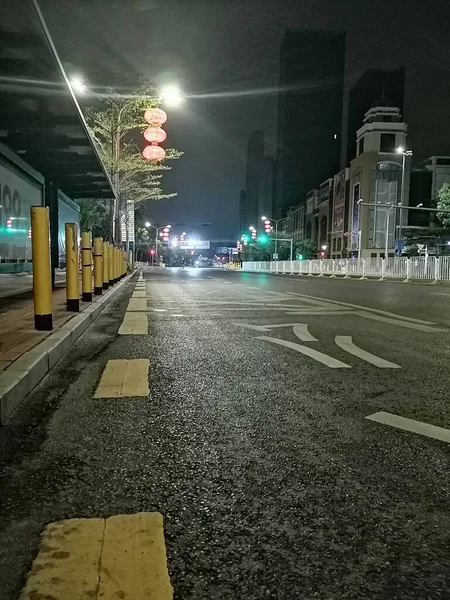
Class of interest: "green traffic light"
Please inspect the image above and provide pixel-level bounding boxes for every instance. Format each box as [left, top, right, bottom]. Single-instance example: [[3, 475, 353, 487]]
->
[[258, 234, 269, 244]]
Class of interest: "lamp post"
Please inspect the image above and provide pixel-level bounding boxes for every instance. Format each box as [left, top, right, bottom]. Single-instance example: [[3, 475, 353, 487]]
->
[[145, 222, 171, 262], [396, 147, 413, 246], [261, 216, 285, 259]]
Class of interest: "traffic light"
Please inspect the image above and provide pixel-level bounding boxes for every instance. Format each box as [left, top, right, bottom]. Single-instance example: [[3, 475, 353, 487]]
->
[[251, 228, 257, 240], [264, 219, 271, 234], [241, 234, 249, 244], [258, 234, 269, 244], [297, 254, 303, 261], [162, 227, 170, 243]]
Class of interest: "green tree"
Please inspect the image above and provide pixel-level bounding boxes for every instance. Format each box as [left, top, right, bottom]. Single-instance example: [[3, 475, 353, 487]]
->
[[84, 85, 183, 242], [295, 238, 316, 259], [78, 198, 109, 239], [437, 182, 450, 228]]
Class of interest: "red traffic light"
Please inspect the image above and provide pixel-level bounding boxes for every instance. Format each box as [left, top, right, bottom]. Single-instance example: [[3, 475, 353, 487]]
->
[[264, 219, 271, 233]]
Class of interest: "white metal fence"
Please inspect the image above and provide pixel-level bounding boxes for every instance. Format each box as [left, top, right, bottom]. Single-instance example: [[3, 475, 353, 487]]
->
[[242, 256, 450, 282]]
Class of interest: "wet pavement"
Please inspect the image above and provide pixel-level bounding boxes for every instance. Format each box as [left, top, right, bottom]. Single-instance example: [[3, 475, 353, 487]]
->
[[1, 268, 450, 599]]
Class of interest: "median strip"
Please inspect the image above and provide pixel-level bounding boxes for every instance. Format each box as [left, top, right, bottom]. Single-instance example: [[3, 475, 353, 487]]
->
[[21, 513, 173, 599]]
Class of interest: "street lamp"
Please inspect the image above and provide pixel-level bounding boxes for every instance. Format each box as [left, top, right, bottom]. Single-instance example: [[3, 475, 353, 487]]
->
[[145, 223, 171, 260], [70, 76, 86, 94], [261, 215, 285, 258], [160, 85, 184, 107], [396, 146, 413, 244]]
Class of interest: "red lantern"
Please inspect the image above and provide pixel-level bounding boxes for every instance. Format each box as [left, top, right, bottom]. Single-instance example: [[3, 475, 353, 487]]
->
[[264, 219, 271, 234], [143, 127, 167, 143], [144, 108, 167, 125], [143, 145, 166, 161]]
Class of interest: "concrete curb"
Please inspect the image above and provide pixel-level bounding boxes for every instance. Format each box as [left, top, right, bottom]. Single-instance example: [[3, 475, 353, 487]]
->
[[0, 272, 135, 424]]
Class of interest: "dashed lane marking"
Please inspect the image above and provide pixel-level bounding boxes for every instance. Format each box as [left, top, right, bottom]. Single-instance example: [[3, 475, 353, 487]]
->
[[132, 291, 147, 298], [366, 411, 450, 444], [21, 514, 173, 600], [126, 298, 147, 312], [257, 336, 351, 368], [94, 359, 149, 398], [151, 308, 167, 312], [119, 312, 148, 335], [335, 335, 400, 368]]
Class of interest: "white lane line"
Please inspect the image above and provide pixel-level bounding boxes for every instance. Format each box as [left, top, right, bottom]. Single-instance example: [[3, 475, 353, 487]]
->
[[366, 411, 450, 444], [288, 292, 438, 325], [151, 309, 167, 312], [355, 311, 445, 332], [293, 324, 318, 342], [257, 336, 351, 368], [335, 336, 400, 368], [285, 310, 355, 316], [247, 287, 261, 290], [172, 314, 185, 317]]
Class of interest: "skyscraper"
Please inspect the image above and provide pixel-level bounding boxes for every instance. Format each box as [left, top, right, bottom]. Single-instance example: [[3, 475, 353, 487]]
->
[[245, 131, 264, 227], [346, 67, 405, 166], [274, 29, 346, 220], [244, 131, 274, 229]]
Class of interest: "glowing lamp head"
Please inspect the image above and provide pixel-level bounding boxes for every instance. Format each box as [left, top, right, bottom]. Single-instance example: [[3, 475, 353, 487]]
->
[[143, 127, 167, 143], [144, 108, 168, 125], [143, 145, 166, 161]]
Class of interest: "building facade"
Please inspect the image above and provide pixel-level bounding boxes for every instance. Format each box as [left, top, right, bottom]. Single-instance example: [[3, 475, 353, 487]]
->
[[348, 104, 409, 259], [330, 168, 350, 259], [345, 67, 405, 166], [275, 29, 346, 220]]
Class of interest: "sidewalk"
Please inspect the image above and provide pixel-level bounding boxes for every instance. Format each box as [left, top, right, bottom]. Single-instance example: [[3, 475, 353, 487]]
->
[[0, 273, 134, 423], [0, 287, 78, 372]]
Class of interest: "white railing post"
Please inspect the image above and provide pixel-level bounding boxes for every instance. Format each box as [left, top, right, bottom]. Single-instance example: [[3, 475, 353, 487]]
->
[[330, 259, 336, 277], [380, 258, 386, 280], [281, 261, 286, 274], [308, 260, 313, 276], [360, 258, 366, 279], [343, 258, 349, 278], [318, 260, 324, 276], [404, 258, 411, 282], [289, 260, 294, 275], [433, 257, 440, 284]]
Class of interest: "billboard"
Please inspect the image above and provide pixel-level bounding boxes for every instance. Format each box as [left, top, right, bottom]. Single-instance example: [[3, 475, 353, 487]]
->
[[350, 182, 360, 251], [332, 170, 346, 233], [180, 240, 210, 250], [0, 158, 43, 262]]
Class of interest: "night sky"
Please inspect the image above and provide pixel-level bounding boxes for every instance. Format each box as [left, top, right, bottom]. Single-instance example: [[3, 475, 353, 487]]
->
[[41, 0, 450, 241]]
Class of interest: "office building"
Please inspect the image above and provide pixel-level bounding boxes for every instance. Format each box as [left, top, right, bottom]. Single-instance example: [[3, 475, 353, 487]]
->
[[346, 67, 405, 166], [275, 29, 346, 220], [244, 131, 274, 228]]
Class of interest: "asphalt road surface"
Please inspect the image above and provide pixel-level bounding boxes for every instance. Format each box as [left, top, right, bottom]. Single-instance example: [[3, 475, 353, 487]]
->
[[1, 268, 450, 599]]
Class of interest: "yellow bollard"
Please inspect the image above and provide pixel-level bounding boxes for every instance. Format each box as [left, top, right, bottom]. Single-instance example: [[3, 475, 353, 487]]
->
[[102, 241, 109, 290], [112, 246, 117, 284], [81, 231, 93, 302], [93, 237, 103, 295], [65, 223, 79, 312], [30, 206, 53, 330], [122, 250, 126, 277], [108, 243, 114, 286]]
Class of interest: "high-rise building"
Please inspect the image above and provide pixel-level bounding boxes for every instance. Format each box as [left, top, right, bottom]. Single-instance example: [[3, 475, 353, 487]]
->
[[275, 29, 346, 220], [258, 156, 274, 220], [244, 131, 274, 228], [239, 189, 247, 236], [346, 67, 405, 166], [245, 131, 264, 227]]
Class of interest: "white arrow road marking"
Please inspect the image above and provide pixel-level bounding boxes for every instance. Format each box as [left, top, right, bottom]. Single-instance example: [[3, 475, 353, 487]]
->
[[366, 411, 450, 444], [257, 336, 351, 368], [335, 336, 400, 368], [293, 324, 318, 342]]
